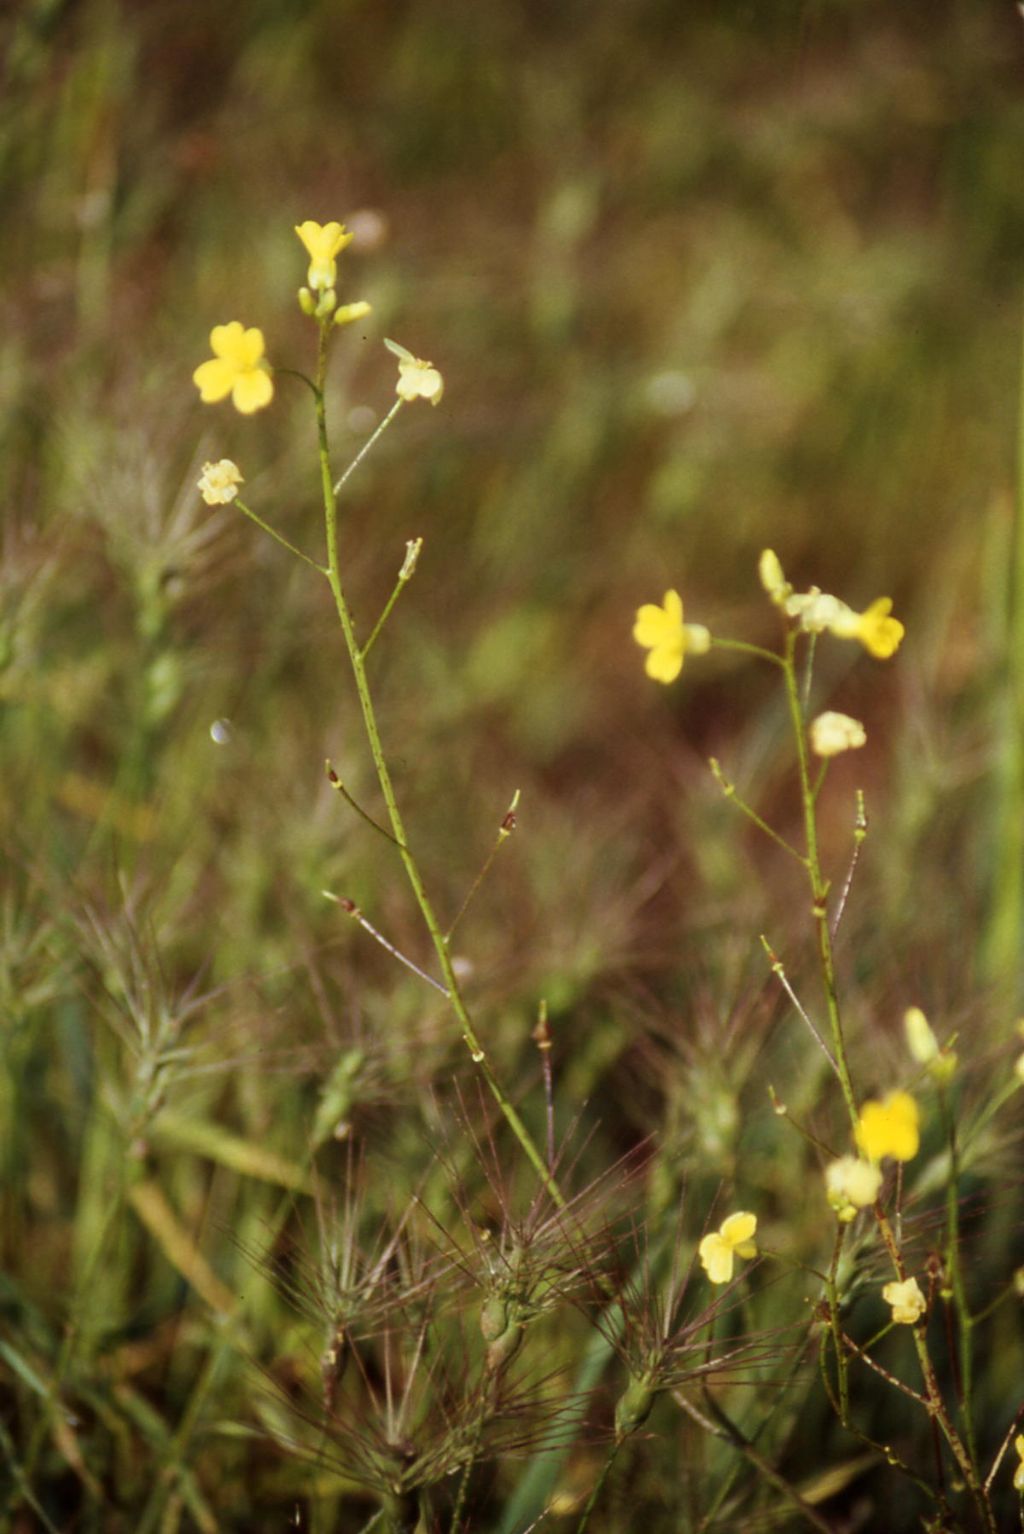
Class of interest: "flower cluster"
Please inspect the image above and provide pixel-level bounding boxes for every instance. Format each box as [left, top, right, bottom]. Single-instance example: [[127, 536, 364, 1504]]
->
[[635, 550, 903, 687], [192, 218, 443, 427]]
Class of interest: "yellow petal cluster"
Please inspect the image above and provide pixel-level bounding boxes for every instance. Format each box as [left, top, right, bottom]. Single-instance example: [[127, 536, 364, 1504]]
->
[[193, 323, 274, 414], [882, 1276, 927, 1325], [197, 459, 243, 505], [784, 583, 904, 659], [855, 1091, 920, 1164], [633, 590, 711, 684], [825, 1156, 882, 1221], [295, 219, 353, 292], [1014, 1434, 1024, 1492], [698, 1211, 757, 1285]]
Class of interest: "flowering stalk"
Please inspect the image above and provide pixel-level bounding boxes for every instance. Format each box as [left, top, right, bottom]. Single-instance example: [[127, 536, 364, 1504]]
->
[[311, 320, 564, 1209]]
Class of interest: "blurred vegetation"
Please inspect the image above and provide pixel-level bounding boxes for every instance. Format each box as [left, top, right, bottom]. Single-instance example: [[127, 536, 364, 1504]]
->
[[1, 0, 1023, 1529]]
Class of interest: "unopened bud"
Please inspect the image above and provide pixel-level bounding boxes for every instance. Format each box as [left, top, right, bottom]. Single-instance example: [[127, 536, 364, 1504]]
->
[[399, 537, 423, 580]]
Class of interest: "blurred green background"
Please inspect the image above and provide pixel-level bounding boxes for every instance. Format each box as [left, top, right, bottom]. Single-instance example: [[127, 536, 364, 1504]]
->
[[2, 0, 1024, 1526]]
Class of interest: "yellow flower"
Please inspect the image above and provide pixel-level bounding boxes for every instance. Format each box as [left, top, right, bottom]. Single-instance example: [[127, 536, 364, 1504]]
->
[[193, 323, 273, 414], [855, 1091, 920, 1164], [197, 459, 243, 505], [385, 338, 444, 404], [633, 590, 711, 684], [294, 219, 353, 292], [831, 597, 905, 659], [825, 1156, 882, 1221], [810, 711, 867, 757], [882, 1276, 927, 1326], [698, 1211, 757, 1285], [1014, 1434, 1024, 1492]]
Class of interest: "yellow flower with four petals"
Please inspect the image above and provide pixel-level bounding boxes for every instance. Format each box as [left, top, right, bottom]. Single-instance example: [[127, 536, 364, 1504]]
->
[[193, 323, 273, 414], [698, 1211, 757, 1285], [633, 590, 711, 684]]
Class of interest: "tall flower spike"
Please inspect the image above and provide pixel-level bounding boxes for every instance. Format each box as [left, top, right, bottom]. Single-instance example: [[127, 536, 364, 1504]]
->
[[193, 323, 273, 414], [633, 590, 711, 684], [295, 220, 353, 292]]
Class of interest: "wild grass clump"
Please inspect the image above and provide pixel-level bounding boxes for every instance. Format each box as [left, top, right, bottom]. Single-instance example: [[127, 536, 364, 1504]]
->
[[4, 208, 1022, 1534]]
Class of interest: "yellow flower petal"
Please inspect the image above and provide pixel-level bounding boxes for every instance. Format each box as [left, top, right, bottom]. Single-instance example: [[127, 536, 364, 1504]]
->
[[698, 1233, 734, 1285], [644, 645, 684, 684], [699, 1210, 757, 1283], [192, 357, 236, 403], [856, 1092, 920, 1164], [720, 1211, 757, 1248], [231, 368, 274, 414], [632, 603, 676, 647], [194, 322, 273, 414], [633, 591, 708, 686], [855, 597, 904, 659], [295, 220, 353, 291]]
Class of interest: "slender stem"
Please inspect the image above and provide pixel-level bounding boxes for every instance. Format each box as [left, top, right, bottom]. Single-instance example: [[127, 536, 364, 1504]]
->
[[362, 541, 422, 660], [825, 1225, 850, 1426], [234, 498, 326, 572], [830, 790, 867, 938], [781, 633, 858, 1130], [709, 758, 808, 864], [575, 1440, 622, 1534], [333, 399, 404, 497], [446, 791, 520, 941], [937, 1081, 981, 1472], [326, 762, 402, 846], [760, 936, 837, 1072], [710, 636, 786, 668], [678, 1392, 834, 1534], [313, 323, 563, 1208]]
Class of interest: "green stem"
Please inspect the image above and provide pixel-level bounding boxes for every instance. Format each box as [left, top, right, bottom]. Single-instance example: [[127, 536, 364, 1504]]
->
[[781, 633, 858, 1131], [314, 324, 563, 1209], [333, 398, 404, 497], [825, 1224, 850, 1426], [679, 1392, 834, 1534], [575, 1440, 622, 1534], [937, 1081, 980, 1473], [711, 635, 786, 668], [234, 498, 326, 573], [710, 757, 808, 864]]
